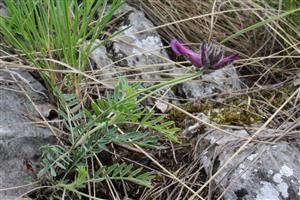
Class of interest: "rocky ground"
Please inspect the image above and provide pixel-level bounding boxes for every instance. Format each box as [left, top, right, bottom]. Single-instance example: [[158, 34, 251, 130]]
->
[[0, 68, 56, 199], [1, 1, 300, 200]]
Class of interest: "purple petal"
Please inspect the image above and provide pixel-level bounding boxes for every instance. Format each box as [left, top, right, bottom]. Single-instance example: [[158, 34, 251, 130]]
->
[[200, 43, 209, 67], [213, 54, 239, 69], [170, 39, 182, 55], [170, 39, 202, 67], [170, 39, 192, 56], [187, 52, 202, 67]]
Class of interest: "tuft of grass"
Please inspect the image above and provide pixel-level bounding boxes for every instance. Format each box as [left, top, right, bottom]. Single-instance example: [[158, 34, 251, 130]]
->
[[0, 0, 124, 92]]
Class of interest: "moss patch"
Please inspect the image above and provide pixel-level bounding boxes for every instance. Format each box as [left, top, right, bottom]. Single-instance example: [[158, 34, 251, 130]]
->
[[168, 99, 262, 128]]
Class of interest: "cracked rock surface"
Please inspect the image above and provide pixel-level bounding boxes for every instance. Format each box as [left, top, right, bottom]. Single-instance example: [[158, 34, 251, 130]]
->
[[0, 68, 55, 199], [193, 121, 300, 200]]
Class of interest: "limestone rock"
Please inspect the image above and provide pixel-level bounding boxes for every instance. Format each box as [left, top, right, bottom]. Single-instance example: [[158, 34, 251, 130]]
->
[[90, 4, 176, 81], [0, 68, 55, 199], [194, 126, 300, 200], [178, 65, 242, 99], [89, 39, 118, 81], [110, 4, 173, 73]]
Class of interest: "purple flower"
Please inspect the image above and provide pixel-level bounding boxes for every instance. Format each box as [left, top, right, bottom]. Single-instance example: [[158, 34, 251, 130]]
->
[[170, 39, 239, 69]]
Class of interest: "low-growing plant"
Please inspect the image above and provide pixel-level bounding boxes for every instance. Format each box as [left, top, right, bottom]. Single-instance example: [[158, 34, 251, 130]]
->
[[38, 76, 204, 198]]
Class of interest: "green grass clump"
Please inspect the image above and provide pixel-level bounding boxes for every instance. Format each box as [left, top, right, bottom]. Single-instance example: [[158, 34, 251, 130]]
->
[[0, 0, 124, 91]]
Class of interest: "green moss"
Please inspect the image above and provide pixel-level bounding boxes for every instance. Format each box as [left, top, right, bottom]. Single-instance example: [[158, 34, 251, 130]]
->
[[205, 104, 261, 125], [168, 99, 262, 127]]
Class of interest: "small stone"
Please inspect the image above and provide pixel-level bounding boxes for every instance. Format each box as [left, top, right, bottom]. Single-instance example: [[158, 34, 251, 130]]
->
[[155, 100, 169, 113]]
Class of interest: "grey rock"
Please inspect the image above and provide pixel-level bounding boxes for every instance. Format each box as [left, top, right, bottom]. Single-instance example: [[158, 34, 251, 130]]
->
[[89, 39, 118, 81], [0, 68, 55, 199], [110, 4, 173, 73], [178, 65, 242, 99], [90, 4, 176, 80], [194, 126, 300, 200]]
